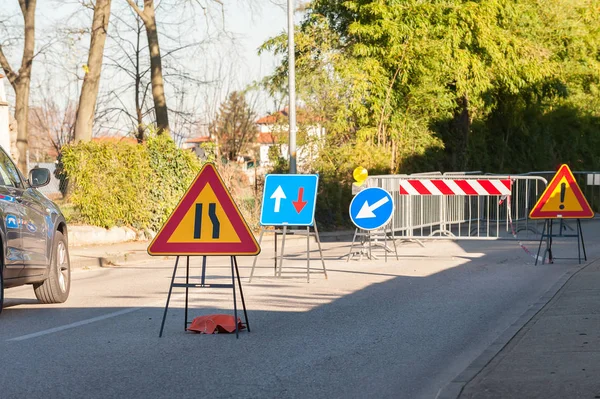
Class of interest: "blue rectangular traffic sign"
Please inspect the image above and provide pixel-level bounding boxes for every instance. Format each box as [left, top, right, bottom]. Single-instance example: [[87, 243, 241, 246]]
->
[[260, 174, 319, 226]]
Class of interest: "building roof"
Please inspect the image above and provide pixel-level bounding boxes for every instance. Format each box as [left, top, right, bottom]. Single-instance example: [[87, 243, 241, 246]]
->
[[256, 114, 282, 125], [256, 107, 321, 125], [186, 135, 212, 144], [257, 132, 277, 144]]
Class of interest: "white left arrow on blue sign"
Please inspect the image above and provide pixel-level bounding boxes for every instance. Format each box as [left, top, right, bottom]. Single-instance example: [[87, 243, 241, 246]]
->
[[271, 185, 286, 212], [356, 196, 390, 219]]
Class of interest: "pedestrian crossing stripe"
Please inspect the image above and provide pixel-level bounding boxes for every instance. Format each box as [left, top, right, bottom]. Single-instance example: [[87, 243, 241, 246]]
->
[[147, 163, 261, 256]]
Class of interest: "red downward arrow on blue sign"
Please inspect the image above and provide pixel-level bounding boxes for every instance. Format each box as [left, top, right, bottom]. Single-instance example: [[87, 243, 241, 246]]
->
[[292, 187, 307, 213]]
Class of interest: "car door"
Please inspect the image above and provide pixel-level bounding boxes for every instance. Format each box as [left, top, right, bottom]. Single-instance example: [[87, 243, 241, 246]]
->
[[19, 187, 50, 273], [0, 151, 24, 279], [0, 150, 49, 276]]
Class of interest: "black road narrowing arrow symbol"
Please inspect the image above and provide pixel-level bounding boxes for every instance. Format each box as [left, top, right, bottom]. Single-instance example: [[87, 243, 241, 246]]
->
[[208, 203, 220, 238], [194, 204, 203, 239], [194, 203, 221, 239]]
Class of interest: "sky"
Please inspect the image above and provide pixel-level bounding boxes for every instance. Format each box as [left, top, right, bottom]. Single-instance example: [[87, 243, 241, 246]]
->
[[0, 0, 290, 136], [223, 1, 288, 85]]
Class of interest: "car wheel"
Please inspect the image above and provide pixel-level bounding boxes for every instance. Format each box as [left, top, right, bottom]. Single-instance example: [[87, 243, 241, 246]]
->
[[34, 231, 70, 304]]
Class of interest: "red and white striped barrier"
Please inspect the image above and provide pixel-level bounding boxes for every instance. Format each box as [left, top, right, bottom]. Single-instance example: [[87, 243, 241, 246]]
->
[[399, 179, 511, 196]]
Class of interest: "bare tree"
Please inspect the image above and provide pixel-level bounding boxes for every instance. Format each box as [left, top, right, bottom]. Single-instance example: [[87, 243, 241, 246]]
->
[[57, 0, 257, 144], [124, 0, 170, 134], [131, 11, 149, 142], [29, 82, 77, 157], [0, 0, 37, 172], [73, 0, 113, 142], [29, 103, 76, 162], [99, 1, 224, 142], [100, 7, 153, 141]]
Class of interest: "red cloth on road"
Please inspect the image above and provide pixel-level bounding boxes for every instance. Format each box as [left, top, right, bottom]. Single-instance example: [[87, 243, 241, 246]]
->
[[187, 314, 246, 334]]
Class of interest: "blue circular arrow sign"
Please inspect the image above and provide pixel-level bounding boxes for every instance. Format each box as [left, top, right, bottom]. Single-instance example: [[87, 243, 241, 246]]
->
[[349, 187, 394, 231]]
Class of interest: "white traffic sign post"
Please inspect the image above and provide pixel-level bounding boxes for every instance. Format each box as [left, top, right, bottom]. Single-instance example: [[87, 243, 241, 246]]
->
[[250, 174, 327, 283], [347, 187, 398, 262]]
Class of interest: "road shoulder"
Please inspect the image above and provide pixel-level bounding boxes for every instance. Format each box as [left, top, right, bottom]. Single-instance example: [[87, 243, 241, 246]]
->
[[437, 258, 596, 399]]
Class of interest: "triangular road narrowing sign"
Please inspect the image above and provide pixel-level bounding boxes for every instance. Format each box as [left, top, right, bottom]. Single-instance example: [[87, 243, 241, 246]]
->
[[529, 164, 594, 219], [148, 163, 261, 256]]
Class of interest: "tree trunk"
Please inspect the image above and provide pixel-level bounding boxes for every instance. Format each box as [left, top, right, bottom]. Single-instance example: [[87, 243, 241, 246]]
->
[[451, 95, 471, 170], [126, 0, 170, 135], [0, 0, 38, 173], [73, 0, 112, 142], [143, 0, 169, 134], [135, 15, 145, 143], [135, 105, 145, 142], [14, 79, 30, 172]]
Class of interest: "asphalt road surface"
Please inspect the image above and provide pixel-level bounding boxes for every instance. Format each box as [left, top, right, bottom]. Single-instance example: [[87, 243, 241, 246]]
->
[[1, 230, 595, 399]]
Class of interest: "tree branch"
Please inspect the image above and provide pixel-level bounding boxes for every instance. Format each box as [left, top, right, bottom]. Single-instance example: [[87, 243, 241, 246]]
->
[[124, 0, 148, 23], [32, 39, 57, 62], [18, 0, 27, 15], [0, 45, 18, 86]]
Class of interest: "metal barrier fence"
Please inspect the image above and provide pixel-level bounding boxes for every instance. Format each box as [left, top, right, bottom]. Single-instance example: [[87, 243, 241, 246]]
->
[[516, 171, 600, 214], [366, 173, 549, 240]]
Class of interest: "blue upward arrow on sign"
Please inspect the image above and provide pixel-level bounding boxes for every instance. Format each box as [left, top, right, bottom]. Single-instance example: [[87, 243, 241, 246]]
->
[[349, 187, 394, 230], [261, 174, 319, 226]]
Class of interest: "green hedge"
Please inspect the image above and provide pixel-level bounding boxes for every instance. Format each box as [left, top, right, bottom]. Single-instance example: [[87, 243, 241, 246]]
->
[[60, 135, 201, 231]]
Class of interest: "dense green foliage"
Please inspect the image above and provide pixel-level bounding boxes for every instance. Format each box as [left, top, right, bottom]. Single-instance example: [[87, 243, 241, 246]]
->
[[262, 0, 600, 172], [261, 0, 600, 227], [61, 135, 201, 230]]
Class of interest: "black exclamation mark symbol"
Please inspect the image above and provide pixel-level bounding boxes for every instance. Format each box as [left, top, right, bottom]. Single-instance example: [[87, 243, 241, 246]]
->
[[559, 183, 566, 210]]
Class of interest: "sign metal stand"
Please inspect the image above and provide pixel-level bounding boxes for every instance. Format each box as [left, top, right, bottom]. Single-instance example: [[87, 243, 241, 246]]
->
[[530, 164, 594, 266], [348, 187, 396, 262], [159, 256, 250, 338], [249, 224, 327, 283], [250, 174, 327, 282], [535, 219, 587, 265], [148, 163, 260, 338], [346, 226, 398, 262]]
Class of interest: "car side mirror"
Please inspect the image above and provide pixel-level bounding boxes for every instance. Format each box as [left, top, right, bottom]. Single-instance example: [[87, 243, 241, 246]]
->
[[29, 168, 51, 188]]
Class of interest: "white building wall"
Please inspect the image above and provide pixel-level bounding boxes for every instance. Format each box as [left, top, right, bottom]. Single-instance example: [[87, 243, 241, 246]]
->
[[257, 123, 324, 170]]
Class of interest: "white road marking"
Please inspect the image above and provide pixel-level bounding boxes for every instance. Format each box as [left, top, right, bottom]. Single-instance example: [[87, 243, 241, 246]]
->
[[6, 299, 166, 342]]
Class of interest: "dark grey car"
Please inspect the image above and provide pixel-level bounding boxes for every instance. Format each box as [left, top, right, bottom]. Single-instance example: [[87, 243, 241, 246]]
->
[[0, 147, 70, 313]]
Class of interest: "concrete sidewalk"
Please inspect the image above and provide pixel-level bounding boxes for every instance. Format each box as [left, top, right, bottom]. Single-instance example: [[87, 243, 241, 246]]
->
[[453, 258, 600, 398], [69, 240, 154, 268], [68, 229, 356, 269]]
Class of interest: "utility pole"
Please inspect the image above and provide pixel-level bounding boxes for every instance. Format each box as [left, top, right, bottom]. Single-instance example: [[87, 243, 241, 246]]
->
[[287, 0, 297, 174]]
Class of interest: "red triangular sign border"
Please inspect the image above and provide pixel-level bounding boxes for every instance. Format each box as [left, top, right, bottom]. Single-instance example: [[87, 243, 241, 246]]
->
[[529, 164, 594, 219], [148, 163, 261, 256]]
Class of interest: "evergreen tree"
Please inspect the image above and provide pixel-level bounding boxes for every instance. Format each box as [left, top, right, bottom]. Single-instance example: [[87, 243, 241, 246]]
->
[[210, 91, 258, 161]]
